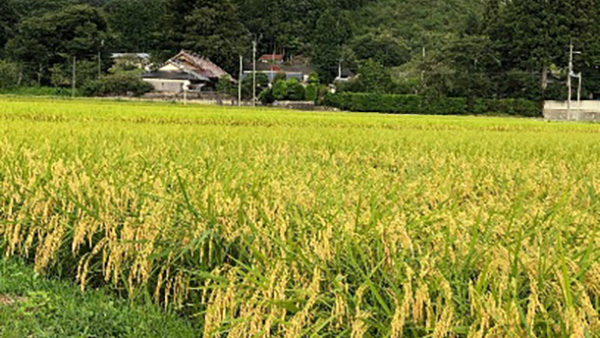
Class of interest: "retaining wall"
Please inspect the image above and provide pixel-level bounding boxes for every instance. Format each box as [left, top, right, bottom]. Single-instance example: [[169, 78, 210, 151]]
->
[[544, 101, 600, 122]]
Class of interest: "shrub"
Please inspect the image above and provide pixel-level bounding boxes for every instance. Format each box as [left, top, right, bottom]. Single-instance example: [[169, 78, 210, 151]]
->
[[272, 78, 306, 101], [316, 85, 330, 106], [472, 98, 541, 117], [286, 78, 305, 101], [83, 74, 153, 97], [258, 87, 275, 104], [325, 92, 540, 116], [305, 84, 318, 102], [273, 80, 288, 100], [241, 72, 269, 100], [0, 60, 20, 90], [325, 92, 425, 114], [273, 72, 287, 84], [50, 60, 98, 89], [216, 75, 237, 97], [307, 72, 320, 85]]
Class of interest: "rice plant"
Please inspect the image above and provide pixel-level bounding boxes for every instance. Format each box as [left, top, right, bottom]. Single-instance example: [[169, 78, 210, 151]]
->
[[1, 97, 600, 337]]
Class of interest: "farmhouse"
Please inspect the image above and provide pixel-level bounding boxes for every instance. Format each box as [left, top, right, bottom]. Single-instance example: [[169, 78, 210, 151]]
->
[[245, 54, 314, 83], [259, 53, 284, 64], [142, 50, 233, 93]]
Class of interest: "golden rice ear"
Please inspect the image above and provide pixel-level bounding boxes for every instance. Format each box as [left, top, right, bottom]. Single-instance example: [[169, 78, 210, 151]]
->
[[1, 97, 599, 337]]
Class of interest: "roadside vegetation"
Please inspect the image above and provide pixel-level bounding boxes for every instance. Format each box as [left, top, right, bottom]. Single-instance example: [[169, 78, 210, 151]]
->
[[0, 259, 196, 338]]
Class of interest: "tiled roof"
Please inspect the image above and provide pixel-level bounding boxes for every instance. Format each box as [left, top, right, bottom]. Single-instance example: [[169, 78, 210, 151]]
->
[[171, 50, 232, 79], [259, 54, 284, 61]]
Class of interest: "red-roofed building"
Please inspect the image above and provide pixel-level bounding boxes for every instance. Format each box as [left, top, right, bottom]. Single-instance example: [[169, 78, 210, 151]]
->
[[259, 53, 284, 64]]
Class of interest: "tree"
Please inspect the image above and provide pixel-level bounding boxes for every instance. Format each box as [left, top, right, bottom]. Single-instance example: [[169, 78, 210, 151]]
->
[[7, 4, 108, 85], [352, 31, 410, 67], [0, 61, 21, 89], [216, 75, 237, 97], [490, 0, 599, 97], [241, 72, 268, 100], [180, 0, 251, 75], [491, 0, 564, 90], [311, 9, 352, 84], [354, 59, 394, 94], [421, 35, 498, 99], [10, 0, 76, 17], [50, 59, 97, 88], [481, 0, 500, 34], [103, 0, 165, 52], [0, 1, 18, 55]]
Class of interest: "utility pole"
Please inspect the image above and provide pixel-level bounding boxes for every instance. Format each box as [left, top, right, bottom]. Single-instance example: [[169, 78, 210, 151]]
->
[[577, 72, 582, 111], [72, 56, 76, 98], [568, 43, 573, 120], [568, 42, 582, 121], [98, 39, 104, 79], [239, 55, 243, 106], [252, 40, 257, 107]]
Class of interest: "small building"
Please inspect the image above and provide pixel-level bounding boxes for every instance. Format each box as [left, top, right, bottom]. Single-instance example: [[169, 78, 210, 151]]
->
[[142, 50, 233, 93], [244, 58, 314, 84], [334, 67, 355, 82], [244, 64, 306, 84], [259, 53, 284, 64], [111, 53, 152, 71]]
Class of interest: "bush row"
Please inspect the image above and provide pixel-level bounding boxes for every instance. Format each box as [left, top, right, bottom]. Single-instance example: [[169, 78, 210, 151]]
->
[[83, 74, 154, 97], [325, 92, 541, 117]]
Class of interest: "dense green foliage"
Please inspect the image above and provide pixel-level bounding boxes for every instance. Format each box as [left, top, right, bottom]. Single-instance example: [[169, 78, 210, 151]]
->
[[82, 73, 154, 97], [326, 92, 541, 117], [0, 259, 196, 337], [0, 0, 599, 104]]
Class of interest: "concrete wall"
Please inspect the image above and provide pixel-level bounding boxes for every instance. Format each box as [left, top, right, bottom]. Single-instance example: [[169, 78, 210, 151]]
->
[[544, 101, 600, 122]]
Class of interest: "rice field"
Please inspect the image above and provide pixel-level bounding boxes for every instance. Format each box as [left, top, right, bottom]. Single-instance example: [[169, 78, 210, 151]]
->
[[1, 97, 600, 337]]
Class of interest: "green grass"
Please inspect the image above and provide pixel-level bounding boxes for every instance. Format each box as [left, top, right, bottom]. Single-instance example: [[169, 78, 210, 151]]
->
[[1, 97, 600, 337], [0, 259, 196, 338]]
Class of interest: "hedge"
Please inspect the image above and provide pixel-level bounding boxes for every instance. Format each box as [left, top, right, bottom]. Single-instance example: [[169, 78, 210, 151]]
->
[[83, 74, 154, 97], [325, 92, 541, 117]]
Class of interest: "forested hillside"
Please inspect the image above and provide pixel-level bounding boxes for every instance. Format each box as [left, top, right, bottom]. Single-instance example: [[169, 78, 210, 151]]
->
[[0, 0, 598, 101]]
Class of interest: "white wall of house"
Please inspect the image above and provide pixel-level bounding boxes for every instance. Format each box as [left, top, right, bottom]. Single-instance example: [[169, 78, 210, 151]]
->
[[160, 64, 181, 72], [143, 79, 186, 93]]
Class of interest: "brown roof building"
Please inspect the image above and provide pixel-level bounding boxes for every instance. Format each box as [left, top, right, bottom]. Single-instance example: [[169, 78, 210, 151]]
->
[[259, 53, 284, 63], [142, 50, 233, 93]]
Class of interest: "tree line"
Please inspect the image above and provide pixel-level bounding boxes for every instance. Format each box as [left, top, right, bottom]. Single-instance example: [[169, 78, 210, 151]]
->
[[0, 0, 598, 101]]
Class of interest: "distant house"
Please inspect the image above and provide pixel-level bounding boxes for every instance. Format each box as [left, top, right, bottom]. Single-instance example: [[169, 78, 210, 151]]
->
[[142, 50, 233, 93], [111, 53, 151, 62], [259, 53, 284, 64], [245, 54, 314, 83], [111, 53, 152, 71], [335, 67, 355, 82]]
